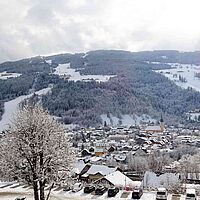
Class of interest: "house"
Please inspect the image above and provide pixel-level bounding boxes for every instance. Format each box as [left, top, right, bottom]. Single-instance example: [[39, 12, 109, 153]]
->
[[73, 160, 87, 177], [121, 145, 132, 151], [89, 156, 103, 164], [94, 170, 142, 189], [94, 142, 107, 156], [89, 147, 95, 152], [134, 149, 148, 157], [95, 148, 104, 156], [114, 154, 127, 163], [81, 149, 91, 157], [80, 164, 118, 182], [108, 146, 116, 153], [143, 116, 164, 133]]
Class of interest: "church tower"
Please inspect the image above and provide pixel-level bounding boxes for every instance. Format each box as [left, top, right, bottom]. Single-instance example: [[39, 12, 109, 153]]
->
[[160, 114, 164, 132]]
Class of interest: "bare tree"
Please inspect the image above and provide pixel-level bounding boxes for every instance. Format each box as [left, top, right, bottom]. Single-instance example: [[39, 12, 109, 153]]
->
[[148, 152, 172, 172], [180, 153, 200, 176], [0, 103, 75, 200], [127, 153, 149, 172]]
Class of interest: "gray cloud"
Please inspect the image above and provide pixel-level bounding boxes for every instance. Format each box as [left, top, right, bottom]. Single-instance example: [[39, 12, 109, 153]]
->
[[0, 0, 200, 62]]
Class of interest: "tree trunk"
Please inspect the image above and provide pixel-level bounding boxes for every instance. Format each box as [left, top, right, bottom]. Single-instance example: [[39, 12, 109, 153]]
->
[[46, 183, 54, 200], [40, 181, 45, 200], [39, 151, 45, 200], [33, 181, 39, 200]]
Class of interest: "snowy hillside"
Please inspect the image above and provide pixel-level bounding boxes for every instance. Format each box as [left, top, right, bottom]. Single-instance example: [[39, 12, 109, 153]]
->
[[53, 63, 115, 82], [155, 63, 200, 92]]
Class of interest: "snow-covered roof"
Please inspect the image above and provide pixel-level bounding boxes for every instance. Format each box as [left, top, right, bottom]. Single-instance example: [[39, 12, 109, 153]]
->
[[186, 188, 196, 194], [145, 126, 162, 131], [84, 164, 117, 176], [73, 161, 86, 174], [90, 157, 102, 163], [158, 187, 167, 192], [114, 155, 126, 161], [95, 148, 104, 152], [101, 171, 142, 188]]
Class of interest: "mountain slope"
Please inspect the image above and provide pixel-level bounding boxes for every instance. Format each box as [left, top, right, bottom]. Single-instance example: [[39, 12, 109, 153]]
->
[[0, 50, 200, 127]]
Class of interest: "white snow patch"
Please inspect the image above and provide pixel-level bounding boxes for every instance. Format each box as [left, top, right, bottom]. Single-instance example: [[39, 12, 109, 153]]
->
[[151, 61, 162, 64], [53, 63, 115, 82], [0, 71, 21, 80]]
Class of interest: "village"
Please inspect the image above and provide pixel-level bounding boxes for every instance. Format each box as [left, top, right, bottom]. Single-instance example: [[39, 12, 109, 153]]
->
[[47, 116, 200, 200], [2, 116, 200, 200]]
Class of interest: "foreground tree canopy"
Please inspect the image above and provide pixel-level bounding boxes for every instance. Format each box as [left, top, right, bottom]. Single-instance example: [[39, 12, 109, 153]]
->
[[0, 103, 75, 200]]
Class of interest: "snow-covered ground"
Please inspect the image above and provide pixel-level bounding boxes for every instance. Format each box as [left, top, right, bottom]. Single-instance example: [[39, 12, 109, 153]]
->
[[0, 182, 192, 200], [0, 87, 51, 132], [155, 63, 200, 92], [101, 114, 156, 127], [0, 71, 21, 80], [0, 181, 152, 200], [53, 63, 115, 82], [2, 181, 200, 200]]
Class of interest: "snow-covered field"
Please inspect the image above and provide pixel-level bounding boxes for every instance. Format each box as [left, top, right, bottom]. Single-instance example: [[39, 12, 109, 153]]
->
[[0, 87, 51, 132], [53, 63, 115, 82], [155, 63, 200, 92], [0, 71, 21, 80], [101, 114, 156, 127]]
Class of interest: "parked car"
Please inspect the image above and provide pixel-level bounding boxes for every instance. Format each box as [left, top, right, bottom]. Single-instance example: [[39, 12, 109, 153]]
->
[[95, 185, 107, 195], [186, 188, 197, 200], [108, 187, 119, 197], [84, 185, 95, 193], [132, 188, 143, 199], [156, 188, 167, 200], [72, 182, 83, 192]]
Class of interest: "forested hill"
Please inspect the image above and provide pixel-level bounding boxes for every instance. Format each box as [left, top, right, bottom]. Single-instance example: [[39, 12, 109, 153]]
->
[[1, 50, 200, 127]]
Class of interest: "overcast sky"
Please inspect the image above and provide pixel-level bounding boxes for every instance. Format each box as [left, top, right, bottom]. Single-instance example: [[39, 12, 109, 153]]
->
[[0, 0, 200, 62]]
